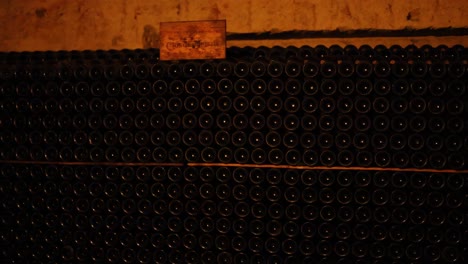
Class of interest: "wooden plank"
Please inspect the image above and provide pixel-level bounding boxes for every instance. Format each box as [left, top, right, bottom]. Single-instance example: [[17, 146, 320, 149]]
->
[[160, 20, 226, 60]]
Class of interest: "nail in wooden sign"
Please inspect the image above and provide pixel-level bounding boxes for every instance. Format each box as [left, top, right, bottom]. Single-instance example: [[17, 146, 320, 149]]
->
[[160, 20, 226, 61]]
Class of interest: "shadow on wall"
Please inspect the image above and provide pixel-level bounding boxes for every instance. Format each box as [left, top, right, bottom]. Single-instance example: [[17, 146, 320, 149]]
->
[[143, 25, 160, 49]]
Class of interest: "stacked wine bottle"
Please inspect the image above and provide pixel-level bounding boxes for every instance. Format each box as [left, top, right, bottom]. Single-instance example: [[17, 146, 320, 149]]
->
[[0, 45, 467, 263]]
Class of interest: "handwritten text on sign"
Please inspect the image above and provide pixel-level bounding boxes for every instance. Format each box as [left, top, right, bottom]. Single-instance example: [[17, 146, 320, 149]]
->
[[160, 20, 226, 61]]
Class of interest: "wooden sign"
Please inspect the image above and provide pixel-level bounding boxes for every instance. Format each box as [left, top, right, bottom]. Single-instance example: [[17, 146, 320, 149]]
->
[[160, 20, 226, 61]]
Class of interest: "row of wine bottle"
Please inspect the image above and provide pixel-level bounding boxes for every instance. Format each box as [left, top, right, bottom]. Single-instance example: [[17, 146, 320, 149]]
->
[[2, 92, 466, 115], [7, 183, 463, 211], [1, 113, 465, 136], [2, 145, 465, 169], [1, 56, 465, 82], [2, 78, 466, 98], [5, 209, 464, 242], [3, 128, 466, 151], [3, 165, 464, 190], [4, 239, 463, 263], [1, 44, 466, 64]]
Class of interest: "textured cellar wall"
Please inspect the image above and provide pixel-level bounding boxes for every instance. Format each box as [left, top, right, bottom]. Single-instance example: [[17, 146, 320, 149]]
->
[[0, 0, 467, 52]]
